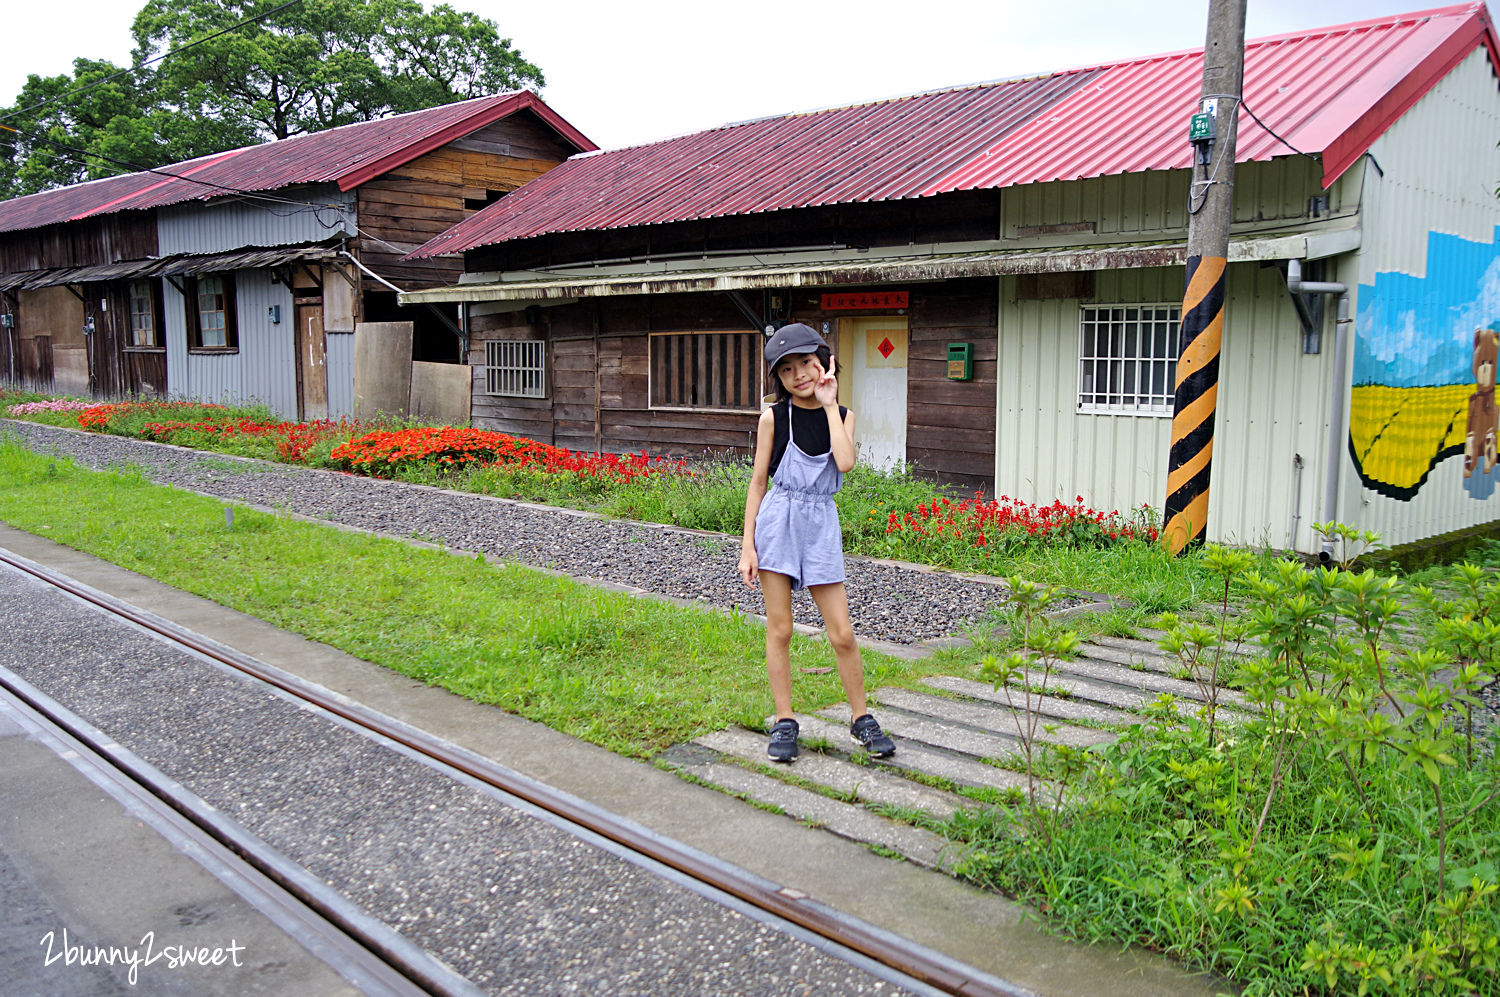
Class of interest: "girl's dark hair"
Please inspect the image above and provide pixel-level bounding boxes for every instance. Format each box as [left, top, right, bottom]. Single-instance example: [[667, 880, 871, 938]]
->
[[770, 345, 833, 401]]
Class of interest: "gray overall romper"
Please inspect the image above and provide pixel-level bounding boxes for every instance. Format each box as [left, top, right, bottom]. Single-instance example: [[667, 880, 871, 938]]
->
[[754, 404, 845, 591]]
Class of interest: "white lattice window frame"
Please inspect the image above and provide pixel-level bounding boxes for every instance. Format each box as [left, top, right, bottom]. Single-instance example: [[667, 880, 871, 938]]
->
[[1077, 303, 1181, 417], [485, 340, 547, 398]]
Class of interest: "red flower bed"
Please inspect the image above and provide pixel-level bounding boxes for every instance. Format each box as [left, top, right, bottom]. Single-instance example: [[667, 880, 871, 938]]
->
[[77, 401, 227, 431], [885, 493, 1159, 551], [140, 417, 355, 462], [330, 426, 688, 482]]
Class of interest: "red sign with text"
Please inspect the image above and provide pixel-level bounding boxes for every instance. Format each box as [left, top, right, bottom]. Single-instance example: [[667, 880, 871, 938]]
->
[[820, 291, 908, 311]]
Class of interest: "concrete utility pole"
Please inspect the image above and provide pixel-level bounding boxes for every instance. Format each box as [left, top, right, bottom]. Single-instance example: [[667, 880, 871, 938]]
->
[[1163, 0, 1247, 555]]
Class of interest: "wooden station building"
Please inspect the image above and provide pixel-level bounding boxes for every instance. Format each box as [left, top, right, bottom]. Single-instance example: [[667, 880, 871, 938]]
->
[[402, 5, 1500, 554]]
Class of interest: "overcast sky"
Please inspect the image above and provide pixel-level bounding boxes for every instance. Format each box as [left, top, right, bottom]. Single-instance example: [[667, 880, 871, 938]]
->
[[2, 0, 1488, 151]]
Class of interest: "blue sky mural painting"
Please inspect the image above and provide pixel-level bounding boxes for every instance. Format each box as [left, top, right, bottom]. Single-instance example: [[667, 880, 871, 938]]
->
[[1349, 226, 1500, 500]]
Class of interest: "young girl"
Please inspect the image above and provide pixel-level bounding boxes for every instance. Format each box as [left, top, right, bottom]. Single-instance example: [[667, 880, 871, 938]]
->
[[737, 323, 896, 763]]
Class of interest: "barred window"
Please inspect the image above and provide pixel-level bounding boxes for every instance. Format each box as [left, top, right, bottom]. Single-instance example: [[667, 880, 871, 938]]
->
[[649, 331, 763, 411], [485, 340, 546, 397], [1078, 304, 1180, 415]]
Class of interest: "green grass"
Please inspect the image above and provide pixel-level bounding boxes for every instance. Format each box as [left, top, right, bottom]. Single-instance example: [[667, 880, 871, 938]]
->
[[0, 437, 944, 757], [0, 389, 1227, 608]]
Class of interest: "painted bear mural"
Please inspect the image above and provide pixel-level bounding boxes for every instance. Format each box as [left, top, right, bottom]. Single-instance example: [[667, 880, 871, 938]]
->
[[1465, 327, 1500, 478]]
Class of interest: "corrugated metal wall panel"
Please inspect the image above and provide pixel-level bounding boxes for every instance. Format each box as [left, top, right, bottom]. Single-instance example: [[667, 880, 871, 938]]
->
[[234, 273, 297, 417], [1347, 46, 1500, 548], [996, 272, 1176, 522], [161, 271, 296, 418], [158, 186, 354, 255], [325, 333, 355, 419], [1219, 263, 1337, 551], [996, 261, 1336, 552], [164, 279, 188, 399], [1003, 159, 1319, 242]]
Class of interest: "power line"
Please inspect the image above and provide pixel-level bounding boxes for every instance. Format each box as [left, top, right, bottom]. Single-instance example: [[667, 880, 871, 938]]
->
[[0, 0, 304, 125], [0, 123, 351, 227], [1201, 92, 1320, 162]]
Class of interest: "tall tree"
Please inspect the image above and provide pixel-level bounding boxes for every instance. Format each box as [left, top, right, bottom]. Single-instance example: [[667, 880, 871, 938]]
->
[[0, 58, 256, 198], [0, 0, 545, 198], [130, 0, 545, 141]]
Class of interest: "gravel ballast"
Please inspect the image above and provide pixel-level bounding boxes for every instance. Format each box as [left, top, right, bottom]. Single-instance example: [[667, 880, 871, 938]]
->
[[1, 421, 1037, 645], [0, 565, 917, 996]]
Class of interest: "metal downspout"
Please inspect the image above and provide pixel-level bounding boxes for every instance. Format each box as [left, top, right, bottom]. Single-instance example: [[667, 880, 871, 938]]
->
[[1288, 259, 1351, 559]]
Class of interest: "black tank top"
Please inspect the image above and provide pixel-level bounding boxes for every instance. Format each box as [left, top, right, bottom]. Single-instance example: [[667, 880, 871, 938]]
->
[[769, 401, 847, 477]]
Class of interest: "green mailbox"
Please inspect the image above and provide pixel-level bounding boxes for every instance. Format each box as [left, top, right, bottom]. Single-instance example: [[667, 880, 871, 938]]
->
[[946, 342, 973, 381]]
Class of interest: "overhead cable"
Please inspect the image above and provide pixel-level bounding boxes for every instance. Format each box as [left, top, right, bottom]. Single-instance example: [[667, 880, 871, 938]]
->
[[0, 0, 305, 125], [0, 123, 352, 228]]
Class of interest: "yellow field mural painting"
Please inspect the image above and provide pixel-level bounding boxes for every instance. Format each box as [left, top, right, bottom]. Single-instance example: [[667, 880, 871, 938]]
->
[[1349, 384, 1469, 496], [1350, 226, 1500, 501]]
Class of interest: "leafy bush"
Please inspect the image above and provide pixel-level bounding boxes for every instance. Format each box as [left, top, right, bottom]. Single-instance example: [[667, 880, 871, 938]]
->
[[955, 535, 1500, 996]]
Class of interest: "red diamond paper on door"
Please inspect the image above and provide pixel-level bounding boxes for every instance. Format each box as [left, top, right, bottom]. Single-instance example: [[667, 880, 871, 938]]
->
[[877, 337, 895, 359]]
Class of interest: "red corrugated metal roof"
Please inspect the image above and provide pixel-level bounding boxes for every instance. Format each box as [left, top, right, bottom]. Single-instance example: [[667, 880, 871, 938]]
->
[[0, 91, 596, 236], [410, 3, 1498, 260]]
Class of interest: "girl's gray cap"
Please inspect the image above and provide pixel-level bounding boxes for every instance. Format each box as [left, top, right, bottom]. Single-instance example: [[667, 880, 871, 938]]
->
[[764, 323, 829, 368]]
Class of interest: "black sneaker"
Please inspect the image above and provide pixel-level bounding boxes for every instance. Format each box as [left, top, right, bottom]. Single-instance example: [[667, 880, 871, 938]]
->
[[767, 718, 799, 762], [850, 714, 895, 757]]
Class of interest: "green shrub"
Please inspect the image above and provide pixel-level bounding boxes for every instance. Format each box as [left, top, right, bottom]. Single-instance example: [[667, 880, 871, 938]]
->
[[955, 535, 1500, 995]]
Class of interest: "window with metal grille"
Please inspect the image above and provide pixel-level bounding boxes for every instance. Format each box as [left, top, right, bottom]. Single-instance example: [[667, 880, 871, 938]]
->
[[1077, 304, 1181, 416], [485, 340, 546, 397], [649, 331, 763, 411]]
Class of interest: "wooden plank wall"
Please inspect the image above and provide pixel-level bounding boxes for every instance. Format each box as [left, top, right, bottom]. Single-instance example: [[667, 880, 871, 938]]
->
[[124, 349, 167, 396], [904, 280, 998, 490], [0, 214, 156, 272], [782, 279, 997, 490], [469, 281, 999, 483], [356, 111, 576, 290], [86, 283, 131, 397], [594, 296, 760, 455], [0, 318, 16, 384], [468, 293, 764, 455], [467, 306, 557, 443]]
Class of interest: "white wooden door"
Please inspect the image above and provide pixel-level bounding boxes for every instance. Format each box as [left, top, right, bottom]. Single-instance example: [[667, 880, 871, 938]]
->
[[838, 317, 908, 472]]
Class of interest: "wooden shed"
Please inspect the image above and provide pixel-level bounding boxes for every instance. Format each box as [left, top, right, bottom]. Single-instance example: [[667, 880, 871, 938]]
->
[[0, 92, 594, 419]]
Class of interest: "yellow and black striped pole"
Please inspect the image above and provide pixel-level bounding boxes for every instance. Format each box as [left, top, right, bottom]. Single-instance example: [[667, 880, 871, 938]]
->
[[1163, 256, 1226, 553], [1164, 0, 1245, 556]]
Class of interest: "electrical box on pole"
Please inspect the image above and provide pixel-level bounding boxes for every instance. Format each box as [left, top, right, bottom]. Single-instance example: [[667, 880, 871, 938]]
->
[[1163, 0, 1246, 555]]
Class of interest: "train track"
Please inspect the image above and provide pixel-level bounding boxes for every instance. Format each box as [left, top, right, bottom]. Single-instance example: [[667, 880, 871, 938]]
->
[[0, 547, 1031, 997]]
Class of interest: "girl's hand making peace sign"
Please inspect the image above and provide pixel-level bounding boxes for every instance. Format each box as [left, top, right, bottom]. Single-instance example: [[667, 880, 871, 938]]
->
[[813, 355, 838, 407]]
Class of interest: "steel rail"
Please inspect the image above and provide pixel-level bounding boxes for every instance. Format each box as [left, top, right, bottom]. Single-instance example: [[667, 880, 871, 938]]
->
[[0, 547, 1034, 997], [0, 675, 450, 997]]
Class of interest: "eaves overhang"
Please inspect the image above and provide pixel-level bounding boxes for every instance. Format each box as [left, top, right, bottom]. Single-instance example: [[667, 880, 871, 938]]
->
[[0, 244, 343, 292], [399, 229, 1356, 306]]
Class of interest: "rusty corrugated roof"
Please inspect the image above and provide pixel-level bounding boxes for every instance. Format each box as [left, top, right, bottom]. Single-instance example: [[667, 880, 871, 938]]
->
[[409, 3, 1498, 260], [0, 92, 596, 237]]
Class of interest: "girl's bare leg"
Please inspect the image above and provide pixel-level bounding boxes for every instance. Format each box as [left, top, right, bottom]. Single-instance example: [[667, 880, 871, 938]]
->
[[759, 571, 796, 719], [808, 582, 867, 718]]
